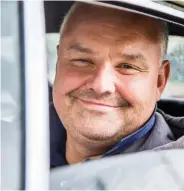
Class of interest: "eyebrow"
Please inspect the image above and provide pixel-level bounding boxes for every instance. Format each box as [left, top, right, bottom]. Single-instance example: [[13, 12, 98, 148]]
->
[[119, 53, 147, 62], [68, 43, 148, 67], [68, 43, 96, 54]]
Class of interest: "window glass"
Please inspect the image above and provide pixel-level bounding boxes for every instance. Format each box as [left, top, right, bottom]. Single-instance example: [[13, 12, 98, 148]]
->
[[163, 36, 184, 98], [46, 34, 184, 98], [47, 33, 59, 86], [1, 1, 22, 189]]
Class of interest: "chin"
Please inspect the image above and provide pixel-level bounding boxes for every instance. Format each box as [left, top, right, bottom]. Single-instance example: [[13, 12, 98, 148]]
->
[[72, 118, 121, 140], [79, 129, 119, 141]]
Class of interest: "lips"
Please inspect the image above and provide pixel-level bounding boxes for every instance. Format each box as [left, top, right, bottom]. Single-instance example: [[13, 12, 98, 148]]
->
[[73, 96, 121, 108]]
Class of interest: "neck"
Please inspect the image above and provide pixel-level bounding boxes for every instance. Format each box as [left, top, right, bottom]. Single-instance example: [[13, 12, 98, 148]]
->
[[65, 133, 108, 164]]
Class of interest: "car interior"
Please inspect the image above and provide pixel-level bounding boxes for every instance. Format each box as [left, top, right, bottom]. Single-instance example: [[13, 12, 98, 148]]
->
[[44, 1, 184, 117]]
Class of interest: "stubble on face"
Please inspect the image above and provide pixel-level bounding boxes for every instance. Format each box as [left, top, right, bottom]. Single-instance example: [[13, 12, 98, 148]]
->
[[57, 87, 146, 143]]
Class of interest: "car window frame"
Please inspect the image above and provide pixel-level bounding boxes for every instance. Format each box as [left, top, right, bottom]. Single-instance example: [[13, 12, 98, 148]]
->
[[22, 1, 50, 190]]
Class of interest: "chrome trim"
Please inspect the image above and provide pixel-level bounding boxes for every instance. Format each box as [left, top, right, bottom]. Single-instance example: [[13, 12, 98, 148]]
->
[[119, 0, 184, 19], [81, 0, 184, 26]]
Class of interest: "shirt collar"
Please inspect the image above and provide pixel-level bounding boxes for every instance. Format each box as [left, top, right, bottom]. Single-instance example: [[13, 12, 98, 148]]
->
[[103, 109, 156, 156]]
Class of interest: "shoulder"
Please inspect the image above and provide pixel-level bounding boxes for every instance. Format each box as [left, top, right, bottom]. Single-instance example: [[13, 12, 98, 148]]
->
[[49, 102, 67, 168], [156, 109, 184, 139]]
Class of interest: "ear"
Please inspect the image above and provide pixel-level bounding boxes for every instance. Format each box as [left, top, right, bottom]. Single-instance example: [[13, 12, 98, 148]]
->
[[156, 60, 170, 101], [56, 45, 59, 56], [55, 45, 60, 73]]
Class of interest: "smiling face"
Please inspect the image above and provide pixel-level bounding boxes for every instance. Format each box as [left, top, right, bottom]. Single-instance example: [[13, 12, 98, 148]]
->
[[53, 3, 170, 144]]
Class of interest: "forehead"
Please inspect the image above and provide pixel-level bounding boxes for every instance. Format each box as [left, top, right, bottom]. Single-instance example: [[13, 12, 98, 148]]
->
[[62, 22, 161, 61], [66, 21, 146, 44], [62, 4, 161, 43], [60, 5, 162, 62]]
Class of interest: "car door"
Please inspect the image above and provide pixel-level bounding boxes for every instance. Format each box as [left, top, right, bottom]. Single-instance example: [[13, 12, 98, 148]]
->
[[1, 1, 49, 190]]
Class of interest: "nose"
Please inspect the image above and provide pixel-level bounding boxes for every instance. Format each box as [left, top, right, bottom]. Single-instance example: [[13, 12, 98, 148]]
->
[[86, 64, 116, 95]]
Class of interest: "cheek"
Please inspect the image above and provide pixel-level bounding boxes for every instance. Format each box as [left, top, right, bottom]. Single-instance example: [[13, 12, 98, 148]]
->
[[54, 67, 88, 96], [117, 74, 157, 105]]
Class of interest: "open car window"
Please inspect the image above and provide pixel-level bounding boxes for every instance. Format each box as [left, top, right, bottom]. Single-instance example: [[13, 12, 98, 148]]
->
[[46, 34, 184, 98], [1, 0, 183, 189]]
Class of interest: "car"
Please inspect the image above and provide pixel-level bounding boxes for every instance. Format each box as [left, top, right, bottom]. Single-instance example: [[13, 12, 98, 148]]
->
[[1, 0, 184, 190]]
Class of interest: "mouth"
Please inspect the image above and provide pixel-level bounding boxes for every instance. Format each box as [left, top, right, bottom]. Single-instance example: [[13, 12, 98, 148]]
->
[[72, 96, 122, 112]]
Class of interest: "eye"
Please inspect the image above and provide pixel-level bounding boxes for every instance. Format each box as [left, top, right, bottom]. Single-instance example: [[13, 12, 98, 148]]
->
[[75, 59, 90, 63], [70, 58, 94, 67], [117, 63, 137, 70], [116, 63, 140, 75], [72, 58, 91, 63]]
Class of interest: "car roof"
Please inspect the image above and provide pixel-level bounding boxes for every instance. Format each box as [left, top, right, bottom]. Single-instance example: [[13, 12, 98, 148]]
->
[[44, 0, 184, 36], [90, 1, 184, 25]]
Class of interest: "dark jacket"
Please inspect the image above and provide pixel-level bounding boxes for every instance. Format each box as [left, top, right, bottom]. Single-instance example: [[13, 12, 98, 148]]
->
[[50, 103, 184, 168]]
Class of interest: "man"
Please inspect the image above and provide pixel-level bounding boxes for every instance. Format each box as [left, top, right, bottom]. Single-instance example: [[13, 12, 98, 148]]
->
[[50, 2, 184, 168]]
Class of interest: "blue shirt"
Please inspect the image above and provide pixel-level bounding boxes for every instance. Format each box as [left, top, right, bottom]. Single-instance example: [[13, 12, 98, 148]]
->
[[103, 113, 155, 156], [50, 103, 156, 168]]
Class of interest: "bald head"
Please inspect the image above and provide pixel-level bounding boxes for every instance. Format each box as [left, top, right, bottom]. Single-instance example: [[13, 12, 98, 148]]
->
[[60, 2, 168, 60]]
